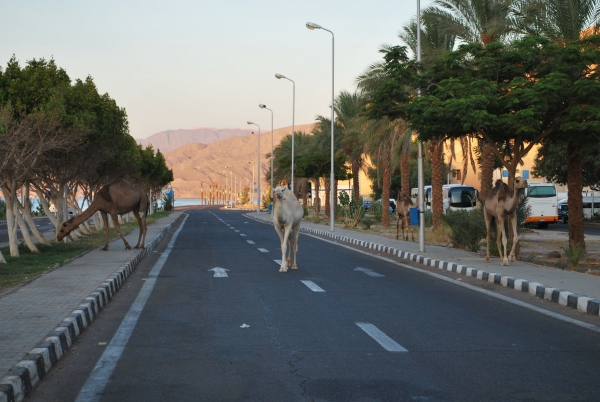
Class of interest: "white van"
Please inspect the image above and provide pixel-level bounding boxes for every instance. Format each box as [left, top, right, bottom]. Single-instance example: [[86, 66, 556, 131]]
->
[[525, 182, 559, 228], [442, 184, 478, 212]]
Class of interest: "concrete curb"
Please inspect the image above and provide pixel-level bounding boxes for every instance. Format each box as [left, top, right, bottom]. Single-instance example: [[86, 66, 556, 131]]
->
[[0, 217, 181, 402], [246, 213, 600, 319]]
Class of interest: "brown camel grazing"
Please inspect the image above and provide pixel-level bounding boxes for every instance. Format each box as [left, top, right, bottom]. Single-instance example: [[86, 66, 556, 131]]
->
[[57, 178, 149, 251], [484, 177, 528, 265], [396, 192, 415, 241]]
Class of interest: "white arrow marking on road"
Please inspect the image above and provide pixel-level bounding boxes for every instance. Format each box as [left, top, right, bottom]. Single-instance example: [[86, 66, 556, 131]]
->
[[208, 267, 229, 277], [356, 322, 407, 352], [258, 248, 269, 253], [301, 280, 325, 292], [354, 267, 384, 277], [247, 240, 255, 244]]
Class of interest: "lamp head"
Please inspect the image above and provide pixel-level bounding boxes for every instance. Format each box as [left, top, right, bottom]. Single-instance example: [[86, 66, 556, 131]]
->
[[275, 73, 285, 79], [247, 121, 254, 125], [259, 104, 266, 109], [306, 22, 321, 30]]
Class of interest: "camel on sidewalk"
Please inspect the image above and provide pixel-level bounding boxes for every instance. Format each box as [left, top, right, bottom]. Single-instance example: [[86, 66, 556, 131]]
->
[[396, 192, 415, 242], [57, 178, 149, 251], [273, 185, 304, 272], [484, 177, 528, 265]]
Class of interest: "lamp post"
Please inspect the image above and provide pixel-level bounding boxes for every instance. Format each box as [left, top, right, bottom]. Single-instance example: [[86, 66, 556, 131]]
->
[[248, 122, 261, 214], [306, 21, 335, 232], [223, 169, 228, 206], [274, 73, 295, 192], [259, 104, 274, 203], [416, 0, 425, 252]]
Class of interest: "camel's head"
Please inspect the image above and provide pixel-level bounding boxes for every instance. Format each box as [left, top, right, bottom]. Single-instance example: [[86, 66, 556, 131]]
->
[[56, 219, 75, 241], [274, 186, 287, 200], [514, 176, 528, 190]]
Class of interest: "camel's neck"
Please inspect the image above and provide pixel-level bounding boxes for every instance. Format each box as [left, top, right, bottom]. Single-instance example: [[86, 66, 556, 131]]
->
[[506, 188, 523, 212], [61, 200, 100, 235]]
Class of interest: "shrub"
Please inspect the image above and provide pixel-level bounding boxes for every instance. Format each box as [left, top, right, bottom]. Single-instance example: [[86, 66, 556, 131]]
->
[[162, 193, 173, 212], [562, 244, 587, 271], [338, 191, 365, 229], [439, 208, 487, 252]]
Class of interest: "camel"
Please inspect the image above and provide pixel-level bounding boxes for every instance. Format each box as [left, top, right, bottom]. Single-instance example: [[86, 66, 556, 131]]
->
[[272, 185, 304, 272], [57, 178, 149, 251], [396, 192, 415, 241], [484, 177, 528, 266]]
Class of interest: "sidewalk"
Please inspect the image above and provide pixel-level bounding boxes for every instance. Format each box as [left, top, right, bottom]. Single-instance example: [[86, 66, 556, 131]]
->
[[0, 212, 183, 402], [248, 212, 600, 316]]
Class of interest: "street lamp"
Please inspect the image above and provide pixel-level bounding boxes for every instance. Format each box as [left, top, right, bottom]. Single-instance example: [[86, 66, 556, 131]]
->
[[306, 21, 335, 232], [416, 0, 425, 252], [259, 104, 274, 204], [275, 73, 295, 192], [223, 169, 228, 206], [248, 122, 261, 214]]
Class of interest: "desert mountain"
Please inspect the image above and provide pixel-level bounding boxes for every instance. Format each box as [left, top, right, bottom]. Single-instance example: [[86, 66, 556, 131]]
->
[[139, 128, 252, 153], [164, 123, 316, 198]]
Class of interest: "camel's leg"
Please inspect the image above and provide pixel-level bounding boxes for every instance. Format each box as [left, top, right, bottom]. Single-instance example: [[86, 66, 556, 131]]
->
[[111, 213, 132, 250], [101, 211, 110, 251], [508, 214, 518, 262], [484, 209, 491, 262], [497, 217, 509, 266], [274, 223, 286, 271], [290, 225, 300, 269], [396, 214, 400, 240], [280, 226, 292, 272], [286, 232, 293, 266], [133, 211, 147, 249]]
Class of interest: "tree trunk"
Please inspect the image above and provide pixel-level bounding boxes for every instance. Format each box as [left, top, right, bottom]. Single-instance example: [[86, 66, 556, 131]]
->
[[480, 141, 495, 200], [567, 143, 585, 249], [401, 152, 410, 197], [16, 208, 39, 253], [352, 160, 360, 202], [301, 181, 307, 207], [18, 201, 50, 246], [382, 151, 391, 227], [3, 187, 20, 257], [33, 185, 58, 228], [431, 140, 444, 230]]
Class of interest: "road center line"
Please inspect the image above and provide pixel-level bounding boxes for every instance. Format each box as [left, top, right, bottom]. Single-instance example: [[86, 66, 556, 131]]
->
[[274, 259, 282, 265], [301, 280, 325, 292], [354, 267, 384, 277], [356, 322, 407, 352], [258, 248, 269, 252], [75, 214, 189, 402], [247, 240, 255, 244]]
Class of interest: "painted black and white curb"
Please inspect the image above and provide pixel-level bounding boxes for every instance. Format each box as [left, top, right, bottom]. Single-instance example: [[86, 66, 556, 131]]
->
[[246, 213, 600, 320], [0, 217, 181, 402]]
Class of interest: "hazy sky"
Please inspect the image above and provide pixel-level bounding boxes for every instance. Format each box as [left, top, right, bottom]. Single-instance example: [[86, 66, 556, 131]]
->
[[3, 0, 432, 140]]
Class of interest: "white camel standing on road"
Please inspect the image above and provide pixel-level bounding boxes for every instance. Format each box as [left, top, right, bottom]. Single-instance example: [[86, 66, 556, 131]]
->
[[273, 185, 304, 272]]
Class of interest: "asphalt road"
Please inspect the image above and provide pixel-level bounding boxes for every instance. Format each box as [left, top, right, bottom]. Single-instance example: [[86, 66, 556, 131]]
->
[[0, 217, 56, 244], [26, 207, 600, 401]]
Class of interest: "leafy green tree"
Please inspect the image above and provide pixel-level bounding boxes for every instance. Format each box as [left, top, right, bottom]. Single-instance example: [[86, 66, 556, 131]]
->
[[404, 36, 600, 248]]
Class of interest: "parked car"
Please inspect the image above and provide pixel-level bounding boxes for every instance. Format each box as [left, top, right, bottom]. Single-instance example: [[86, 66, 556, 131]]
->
[[558, 202, 569, 223], [362, 200, 373, 211], [389, 198, 397, 212]]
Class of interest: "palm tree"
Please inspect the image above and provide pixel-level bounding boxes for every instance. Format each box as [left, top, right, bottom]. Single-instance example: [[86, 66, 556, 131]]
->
[[424, 0, 518, 199], [334, 90, 367, 202]]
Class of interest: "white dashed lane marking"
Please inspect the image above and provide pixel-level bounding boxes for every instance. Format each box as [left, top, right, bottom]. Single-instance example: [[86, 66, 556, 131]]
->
[[301, 280, 325, 292], [247, 240, 255, 244], [274, 260, 282, 265], [354, 267, 384, 277], [258, 248, 269, 253], [356, 322, 407, 352]]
